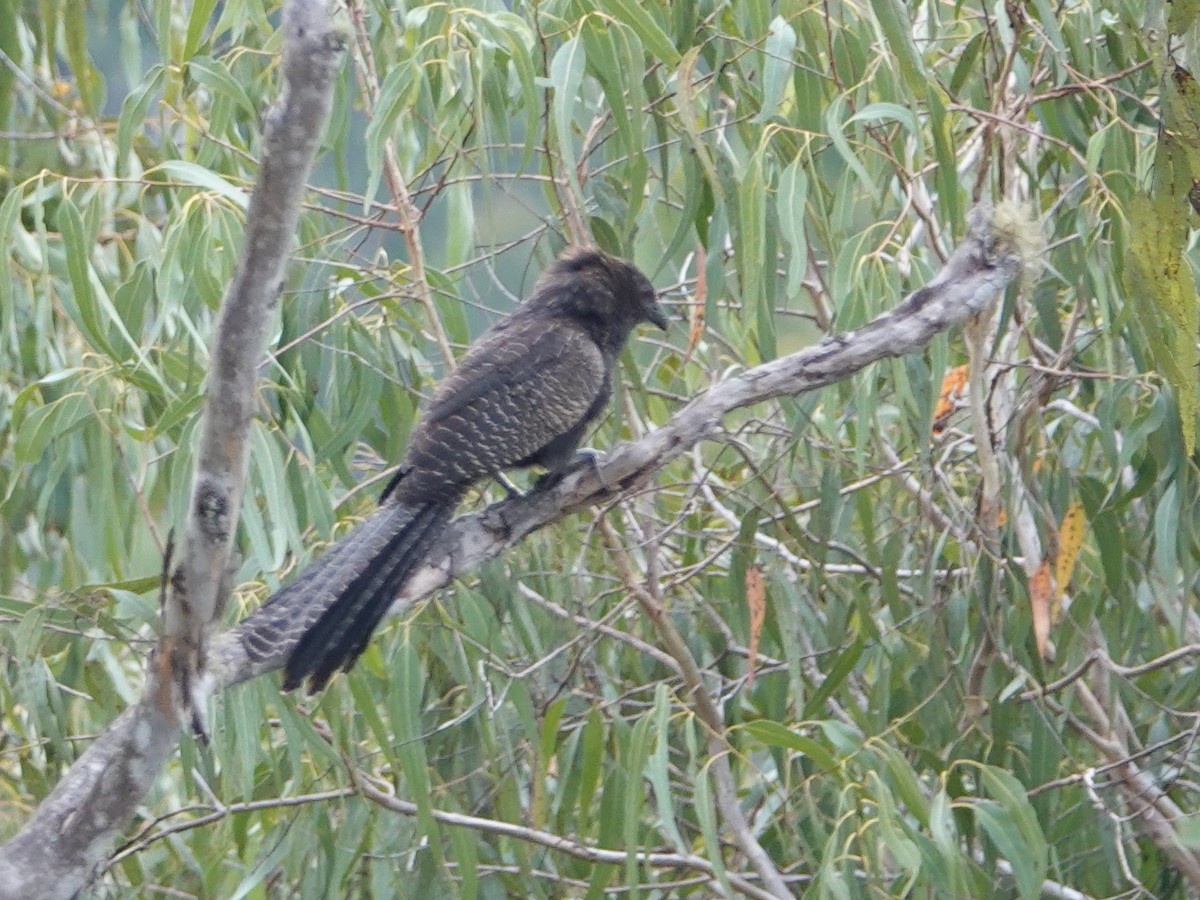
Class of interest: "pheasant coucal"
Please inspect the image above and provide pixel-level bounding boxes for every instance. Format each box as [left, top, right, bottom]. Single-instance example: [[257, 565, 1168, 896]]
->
[[240, 248, 667, 692]]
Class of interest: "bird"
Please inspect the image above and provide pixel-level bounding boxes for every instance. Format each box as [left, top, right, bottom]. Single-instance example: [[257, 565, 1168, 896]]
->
[[243, 248, 668, 693]]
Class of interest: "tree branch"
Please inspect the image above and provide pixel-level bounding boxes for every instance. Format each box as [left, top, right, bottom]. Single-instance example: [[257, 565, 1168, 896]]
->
[[0, 5, 345, 897], [158, 0, 345, 726], [353, 769, 783, 900]]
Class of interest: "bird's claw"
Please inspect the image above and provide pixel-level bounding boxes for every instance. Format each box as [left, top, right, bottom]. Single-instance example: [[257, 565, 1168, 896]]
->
[[533, 448, 609, 492], [571, 447, 607, 484]]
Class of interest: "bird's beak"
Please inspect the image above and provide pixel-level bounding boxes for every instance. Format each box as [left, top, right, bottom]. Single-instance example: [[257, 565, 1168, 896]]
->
[[648, 301, 669, 331]]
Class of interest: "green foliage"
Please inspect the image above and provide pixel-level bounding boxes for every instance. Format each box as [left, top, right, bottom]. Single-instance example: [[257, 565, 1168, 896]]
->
[[1124, 66, 1200, 454], [1, 0, 1196, 897]]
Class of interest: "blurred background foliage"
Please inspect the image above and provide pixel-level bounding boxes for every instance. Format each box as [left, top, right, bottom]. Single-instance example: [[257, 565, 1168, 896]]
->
[[1, 0, 1198, 897]]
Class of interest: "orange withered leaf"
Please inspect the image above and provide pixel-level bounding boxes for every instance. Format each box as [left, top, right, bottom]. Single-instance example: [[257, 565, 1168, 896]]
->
[[933, 364, 969, 434], [1054, 502, 1086, 604], [686, 244, 707, 361], [745, 564, 766, 686], [1030, 560, 1054, 660]]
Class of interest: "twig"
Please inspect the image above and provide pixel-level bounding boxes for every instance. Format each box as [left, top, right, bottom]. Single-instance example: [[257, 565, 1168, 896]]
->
[[1019, 645, 1200, 701], [599, 519, 790, 898], [1060, 680, 1200, 890], [515, 582, 685, 675], [1107, 644, 1200, 678], [345, 0, 455, 369], [104, 789, 356, 869], [1018, 652, 1098, 700], [989, 855, 1096, 900], [352, 769, 780, 900]]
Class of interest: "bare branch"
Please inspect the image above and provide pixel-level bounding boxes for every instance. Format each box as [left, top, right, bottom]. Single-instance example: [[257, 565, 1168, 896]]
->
[[1072, 680, 1200, 890], [158, 0, 346, 722], [1106, 644, 1200, 678], [353, 770, 782, 900], [104, 789, 356, 870]]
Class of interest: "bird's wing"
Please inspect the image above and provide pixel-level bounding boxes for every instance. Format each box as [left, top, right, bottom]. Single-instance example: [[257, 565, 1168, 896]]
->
[[400, 320, 607, 492]]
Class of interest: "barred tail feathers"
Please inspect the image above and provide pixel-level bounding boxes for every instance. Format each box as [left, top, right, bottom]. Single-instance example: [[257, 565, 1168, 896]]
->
[[282, 499, 456, 692]]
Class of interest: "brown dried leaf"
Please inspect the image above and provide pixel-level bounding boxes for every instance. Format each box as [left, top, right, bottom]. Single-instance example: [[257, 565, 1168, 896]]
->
[[932, 364, 969, 434], [1054, 502, 1086, 606], [1030, 560, 1054, 660], [685, 244, 707, 362], [745, 564, 766, 686]]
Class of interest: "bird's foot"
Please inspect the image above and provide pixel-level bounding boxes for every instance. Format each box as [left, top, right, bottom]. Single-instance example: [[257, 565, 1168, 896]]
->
[[481, 503, 515, 539], [571, 447, 607, 485], [534, 448, 608, 492]]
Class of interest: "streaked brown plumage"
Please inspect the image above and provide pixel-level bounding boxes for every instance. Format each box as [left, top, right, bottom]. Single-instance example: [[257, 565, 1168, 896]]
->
[[243, 249, 667, 692]]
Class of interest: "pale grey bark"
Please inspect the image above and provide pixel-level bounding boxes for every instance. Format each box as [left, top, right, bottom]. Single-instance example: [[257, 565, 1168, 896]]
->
[[0, 3, 345, 898], [159, 0, 346, 722]]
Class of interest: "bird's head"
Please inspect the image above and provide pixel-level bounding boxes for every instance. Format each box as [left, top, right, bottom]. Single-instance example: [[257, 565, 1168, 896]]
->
[[531, 248, 669, 343]]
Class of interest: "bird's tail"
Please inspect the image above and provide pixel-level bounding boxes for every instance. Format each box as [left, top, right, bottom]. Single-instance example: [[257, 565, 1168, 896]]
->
[[237, 497, 458, 693]]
